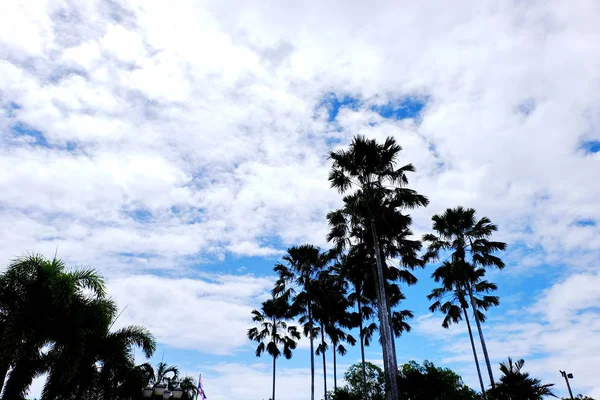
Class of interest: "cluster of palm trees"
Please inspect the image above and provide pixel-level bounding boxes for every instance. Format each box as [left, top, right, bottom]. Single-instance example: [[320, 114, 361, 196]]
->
[[0, 254, 197, 400], [248, 135, 508, 400]]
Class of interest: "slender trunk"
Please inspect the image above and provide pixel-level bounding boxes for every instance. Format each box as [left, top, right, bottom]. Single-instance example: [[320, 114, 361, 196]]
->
[[321, 324, 328, 400], [307, 277, 315, 400], [370, 220, 399, 400], [0, 360, 8, 393], [464, 307, 486, 396], [373, 264, 391, 395], [333, 343, 337, 392], [272, 355, 276, 400], [387, 301, 398, 369], [468, 285, 495, 388], [357, 297, 368, 399]]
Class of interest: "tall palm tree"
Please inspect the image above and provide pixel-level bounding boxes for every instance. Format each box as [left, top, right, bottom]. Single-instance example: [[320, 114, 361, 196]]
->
[[273, 245, 333, 400], [487, 358, 556, 399], [312, 268, 356, 399], [329, 135, 428, 400], [0, 254, 106, 399], [423, 207, 505, 388], [248, 297, 301, 400], [427, 263, 498, 396]]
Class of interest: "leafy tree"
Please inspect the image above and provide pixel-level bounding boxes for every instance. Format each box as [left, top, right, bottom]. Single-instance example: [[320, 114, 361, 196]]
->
[[343, 362, 385, 400], [423, 207, 505, 388], [273, 245, 333, 400], [328, 135, 428, 400], [487, 358, 556, 400], [397, 360, 481, 400], [329, 386, 362, 400], [248, 296, 301, 400]]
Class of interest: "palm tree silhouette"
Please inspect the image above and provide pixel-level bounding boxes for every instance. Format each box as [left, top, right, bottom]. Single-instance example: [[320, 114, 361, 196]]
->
[[272, 245, 333, 400], [487, 357, 556, 399], [427, 263, 499, 395], [248, 296, 301, 400], [423, 206, 506, 388], [328, 135, 428, 400]]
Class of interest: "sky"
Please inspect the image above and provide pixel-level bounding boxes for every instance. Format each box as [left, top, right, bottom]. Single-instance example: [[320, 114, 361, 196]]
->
[[0, 0, 599, 399]]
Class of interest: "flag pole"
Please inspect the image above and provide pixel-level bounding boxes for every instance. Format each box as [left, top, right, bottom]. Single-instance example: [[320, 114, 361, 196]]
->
[[196, 374, 201, 400]]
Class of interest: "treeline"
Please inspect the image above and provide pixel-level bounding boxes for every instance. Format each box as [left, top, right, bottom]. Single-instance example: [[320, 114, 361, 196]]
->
[[247, 136, 566, 400], [0, 254, 198, 400]]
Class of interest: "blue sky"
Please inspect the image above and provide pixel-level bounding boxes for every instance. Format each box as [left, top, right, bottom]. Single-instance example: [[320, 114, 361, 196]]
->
[[1, 0, 600, 399]]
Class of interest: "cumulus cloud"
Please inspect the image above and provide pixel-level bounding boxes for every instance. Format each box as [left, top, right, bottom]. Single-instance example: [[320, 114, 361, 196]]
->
[[108, 274, 274, 354], [1, 0, 599, 399]]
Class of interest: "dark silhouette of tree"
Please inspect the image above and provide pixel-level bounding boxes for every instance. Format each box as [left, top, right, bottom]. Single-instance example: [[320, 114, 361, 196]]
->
[[312, 267, 356, 398], [426, 263, 498, 395], [487, 358, 556, 400], [0, 254, 156, 400], [248, 296, 301, 400], [397, 360, 481, 400], [328, 135, 428, 400], [423, 207, 505, 388], [272, 245, 333, 400]]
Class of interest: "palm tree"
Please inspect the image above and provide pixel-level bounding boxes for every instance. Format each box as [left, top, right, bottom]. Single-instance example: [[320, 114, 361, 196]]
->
[[427, 263, 499, 395], [329, 135, 428, 400], [312, 268, 356, 399], [487, 358, 556, 399], [423, 207, 505, 388], [331, 235, 418, 400], [273, 245, 333, 400], [248, 297, 301, 400], [177, 376, 199, 400], [147, 362, 179, 386], [0, 254, 106, 399], [0, 254, 156, 400]]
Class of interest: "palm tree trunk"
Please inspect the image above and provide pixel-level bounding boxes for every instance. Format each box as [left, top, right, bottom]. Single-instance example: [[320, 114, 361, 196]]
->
[[0, 360, 9, 393], [333, 343, 337, 392], [387, 302, 398, 370], [307, 284, 315, 400], [272, 355, 276, 400], [321, 324, 328, 400], [464, 307, 486, 396], [370, 219, 399, 400], [468, 285, 495, 388], [357, 297, 368, 399]]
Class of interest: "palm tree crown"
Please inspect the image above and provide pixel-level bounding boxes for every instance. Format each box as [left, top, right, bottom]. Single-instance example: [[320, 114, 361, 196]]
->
[[487, 358, 556, 400]]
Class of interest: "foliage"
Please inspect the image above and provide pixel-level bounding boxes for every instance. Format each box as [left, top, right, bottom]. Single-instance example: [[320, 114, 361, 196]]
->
[[248, 297, 301, 361], [487, 358, 556, 400], [0, 254, 156, 399], [397, 360, 481, 400], [423, 206, 506, 390], [272, 244, 334, 400], [327, 135, 428, 400], [342, 362, 385, 400], [328, 386, 362, 400], [563, 397, 595, 400]]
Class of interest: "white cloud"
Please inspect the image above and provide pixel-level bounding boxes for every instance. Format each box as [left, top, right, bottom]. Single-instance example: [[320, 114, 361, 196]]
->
[[1, 0, 599, 399], [108, 274, 274, 354]]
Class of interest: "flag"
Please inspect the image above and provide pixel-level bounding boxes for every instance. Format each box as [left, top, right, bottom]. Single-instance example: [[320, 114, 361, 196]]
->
[[197, 374, 208, 400]]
